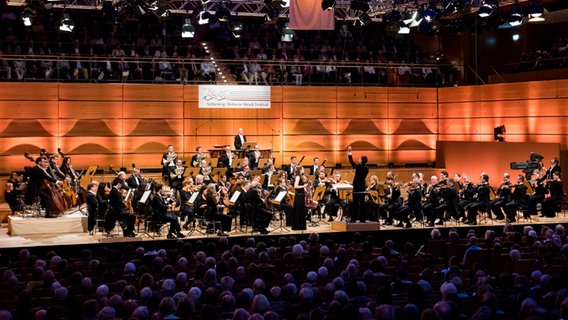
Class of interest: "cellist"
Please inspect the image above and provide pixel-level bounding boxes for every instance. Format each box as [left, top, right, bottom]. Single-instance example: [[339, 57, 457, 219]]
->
[[25, 156, 63, 218]]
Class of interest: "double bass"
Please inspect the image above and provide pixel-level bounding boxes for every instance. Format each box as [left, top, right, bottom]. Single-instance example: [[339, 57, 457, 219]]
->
[[24, 153, 69, 213], [58, 148, 88, 205]]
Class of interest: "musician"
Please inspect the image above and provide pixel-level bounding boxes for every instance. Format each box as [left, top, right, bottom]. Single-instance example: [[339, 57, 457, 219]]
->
[[528, 169, 547, 216], [283, 156, 298, 180], [191, 146, 206, 168], [422, 175, 440, 227], [86, 182, 99, 235], [292, 166, 307, 230], [439, 170, 449, 185], [5, 182, 22, 213], [161, 145, 178, 184], [433, 178, 459, 223], [217, 174, 231, 190], [545, 157, 561, 179], [151, 184, 185, 239], [48, 154, 66, 181], [219, 146, 235, 171], [60, 157, 80, 184], [274, 177, 294, 226], [106, 179, 136, 237], [25, 156, 62, 218], [246, 181, 271, 234], [249, 145, 263, 170], [199, 159, 213, 184], [322, 171, 343, 222], [454, 172, 464, 190], [489, 173, 511, 220], [504, 174, 528, 222], [379, 175, 400, 225], [112, 171, 130, 191], [457, 174, 476, 221], [396, 178, 422, 228], [313, 170, 332, 220], [180, 179, 197, 230], [541, 171, 564, 217], [127, 167, 143, 190], [96, 182, 111, 230], [465, 173, 491, 225], [309, 157, 320, 175], [170, 159, 187, 190], [202, 183, 232, 236], [235, 157, 250, 175], [234, 128, 247, 150], [7, 171, 23, 196], [347, 146, 369, 223], [261, 158, 276, 173]]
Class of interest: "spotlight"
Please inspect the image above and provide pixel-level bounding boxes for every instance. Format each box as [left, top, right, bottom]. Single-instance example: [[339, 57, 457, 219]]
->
[[59, 13, 75, 32], [198, 11, 210, 24], [528, 0, 544, 22], [422, 7, 437, 22], [398, 24, 410, 34], [478, 0, 498, 18], [281, 22, 294, 42], [216, 4, 231, 22], [181, 18, 195, 38], [21, 8, 35, 26], [508, 8, 523, 27], [350, 0, 369, 12], [494, 125, 506, 142], [322, 0, 335, 10], [231, 22, 243, 38]]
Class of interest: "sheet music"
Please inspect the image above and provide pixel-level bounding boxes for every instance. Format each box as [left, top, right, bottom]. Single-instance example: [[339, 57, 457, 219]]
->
[[332, 183, 353, 190], [188, 192, 199, 205], [275, 191, 287, 202], [139, 190, 152, 203], [229, 190, 241, 204]]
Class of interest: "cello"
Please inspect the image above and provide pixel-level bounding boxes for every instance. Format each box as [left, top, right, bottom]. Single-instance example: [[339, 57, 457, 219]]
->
[[24, 153, 69, 213], [58, 148, 88, 205]]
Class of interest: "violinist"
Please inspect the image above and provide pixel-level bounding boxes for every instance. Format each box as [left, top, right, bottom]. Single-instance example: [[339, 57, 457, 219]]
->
[[527, 169, 547, 216], [274, 177, 294, 226], [292, 166, 307, 230], [422, 175, 440, 227], [379, 175, 400, 225], [180, 179, 196, 230], [246, 181, 271, 234], [25, 156, 62, 218], [262, 163, 278, 190], [202, 183, 232, 236], [365, 175, 380, 222], [457, 174, 476, 221], [396, 178, 422, 228], [309, 157, 320, 175], [112, 171, 130, 191], [151, 184, 185, 239], [106, 179, 136, 237], [439, 170, 449, 186], [323, 171, 343, 222], [96, 182, 111, 230], [85, 182, 99, 234], [283, 156, 298, 180], [465, 173, 491, 225], [541, 171, 564, 217], [217, 174, 231, 191], [261, 158, 277, 174], [489, 173, 511, 220], [127, 167, 143, 190], [504, 174, 528, 222], [433, 178, 459, 223]]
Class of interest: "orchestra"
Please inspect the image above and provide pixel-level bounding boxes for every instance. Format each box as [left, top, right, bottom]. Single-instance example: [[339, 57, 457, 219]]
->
[[7, 143, 567, 240]]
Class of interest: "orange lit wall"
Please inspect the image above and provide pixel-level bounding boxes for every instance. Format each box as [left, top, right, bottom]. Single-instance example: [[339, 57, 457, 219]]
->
[[0, 80, 567, 174]]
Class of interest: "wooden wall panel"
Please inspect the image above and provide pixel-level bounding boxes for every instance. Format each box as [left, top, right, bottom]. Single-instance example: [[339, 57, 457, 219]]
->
[[59, 101, 124, 119], [58, 83, 124, 101], [183, 102, 281, 119], [123, 102, 183, 119], [123, 137, 183, 154], [0, 83, 58, 101], [59, 137, 122, 154], [282, 102, 340, 118], [123, 84, 184, 101], [0, 101, 59, 119], [0, 120, 58, 137], [0, 137, 57, 155], [59, 120, 122, 136], [123, 119, 183, 136], [387, 103, 438, 119], [282, 87, 339, 102], [335, 103, 388, 119]]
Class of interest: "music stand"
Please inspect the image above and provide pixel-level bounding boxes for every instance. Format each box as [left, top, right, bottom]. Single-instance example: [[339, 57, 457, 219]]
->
[[259, 174, 267, 186], [185, 168, 201, 179], [338, 188, 353, 222], [138, 190, 157, 239], [249, 170, 262, 178], [312, 185, 328, 224], [270, 191, 290, 232], [185, 192, 205, 236], [208, 157, 219, 168], [368, 190, 382, 229], [270, 174, 279, 186], [242, 142, 257, 150], [228, 191, 245, 232], [231, 159, 244, 169], [212, 167, 228, 183]]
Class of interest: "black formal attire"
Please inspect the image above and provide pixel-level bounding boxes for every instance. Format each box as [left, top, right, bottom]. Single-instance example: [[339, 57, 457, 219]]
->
[[283, 163, 296, 180], [542, 180, 564, 217], [397, 187, 422, 227], [127, 174, 142, 190], [348, 154, 369, 222], [7, 178, 22, 196], [422, 184, 441, 225], [466, 183, 491, 225], [379, 186, 401, 225], [324, 181, 341, 220], [191, 153, 206, 168], [151, 193, 182, 238], [458, 182, 476, 220], [504, 183, 528, 222], [5, 190, 21, 212], [48, 162, 66, 181], [434, 185, 459, 222], [112, 177, 130, 191], [169, 165, 186, 190], [546, 164, 561, 179], [262, 171, 278, 190], [250, 151, 262, 170], [105, 186, 136, 236], [274, 186, 293, 226], [234, 134, 246, 150], [179, 189, 195, 227], [219, 151, 235, 176], [292, 177, 307, 230], [308, 165, 319, 176], [528, 179, 547, 215], [490, 181, 511, 220], [246, 188, 271, 233], [25, 165, 58, 217], [161, 152, 178, 183], [86, 190, 98, 232], [204, 194, 232, 233]]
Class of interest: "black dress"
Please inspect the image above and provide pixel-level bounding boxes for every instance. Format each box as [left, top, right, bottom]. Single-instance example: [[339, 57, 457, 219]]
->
[[292, 177, 306, 230]]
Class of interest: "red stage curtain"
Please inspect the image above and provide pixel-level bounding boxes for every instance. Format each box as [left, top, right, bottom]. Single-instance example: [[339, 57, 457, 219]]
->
[[289, 0, 335, 30]]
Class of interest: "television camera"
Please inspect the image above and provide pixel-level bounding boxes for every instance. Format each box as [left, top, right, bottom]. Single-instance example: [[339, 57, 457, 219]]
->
[[510, 152, 544, 178]]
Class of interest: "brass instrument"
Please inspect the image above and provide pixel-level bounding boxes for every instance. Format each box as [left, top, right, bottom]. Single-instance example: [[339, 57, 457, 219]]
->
[[201, 166, 212, 179], [192, 153, 206, 167], [163, 152, 177, 166], [170, 166, 185, 179]]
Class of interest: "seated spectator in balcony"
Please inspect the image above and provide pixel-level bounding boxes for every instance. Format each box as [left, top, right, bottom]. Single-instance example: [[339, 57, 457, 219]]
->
[[157, 52, 173, 80], [73, 54, 89, 81], [150, 33, 163, 53], [290, 58, 303, 86], [398, 60, 412, 85], [91, 33, 105, 55], [249, 36, 261, 51], [112, 44, 126, 57], [257, 48, 268, 61], [118, 57, 129, 82], [13, 59, 25, 80], [363, 59, 376, 84], [200, 58, 216, 83]]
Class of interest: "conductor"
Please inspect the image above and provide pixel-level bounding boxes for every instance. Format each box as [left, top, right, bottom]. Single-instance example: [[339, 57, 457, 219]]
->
[[234, 128, 247, 150], [347, 146, 369, 222]]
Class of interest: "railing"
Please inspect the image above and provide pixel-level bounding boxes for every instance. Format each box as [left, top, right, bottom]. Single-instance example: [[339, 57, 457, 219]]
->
[[488, 56, 568, 83], [0, 54, 460, 87]]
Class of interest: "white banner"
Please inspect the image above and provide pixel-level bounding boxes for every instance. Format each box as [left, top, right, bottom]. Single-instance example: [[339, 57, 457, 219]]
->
[[198, 85, 271, 109]]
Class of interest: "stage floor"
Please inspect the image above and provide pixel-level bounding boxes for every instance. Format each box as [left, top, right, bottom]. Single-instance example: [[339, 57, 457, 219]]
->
[[1, 210, 567, 249]]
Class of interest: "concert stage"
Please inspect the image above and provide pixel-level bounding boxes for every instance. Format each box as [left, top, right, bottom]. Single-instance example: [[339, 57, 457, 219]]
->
[[7, 210, 87, 236]]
